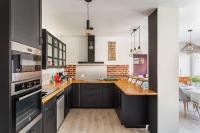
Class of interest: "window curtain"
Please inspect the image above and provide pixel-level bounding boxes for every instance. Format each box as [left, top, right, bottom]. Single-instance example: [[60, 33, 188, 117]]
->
[[179, 54, 191, 76], [192, 54, 200, 76]]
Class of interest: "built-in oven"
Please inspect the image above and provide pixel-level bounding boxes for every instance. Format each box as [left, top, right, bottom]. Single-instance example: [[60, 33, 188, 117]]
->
[[11, 78, 42, 133], [11, 41, 42, 82]]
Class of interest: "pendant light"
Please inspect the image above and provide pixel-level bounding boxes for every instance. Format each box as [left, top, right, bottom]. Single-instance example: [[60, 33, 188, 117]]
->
[[181, 30, 200, 54], [85, 0, 93, 35], [129, 29, 137, 57]]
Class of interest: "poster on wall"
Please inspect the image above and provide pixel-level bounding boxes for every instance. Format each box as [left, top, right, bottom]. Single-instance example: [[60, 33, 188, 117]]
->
[[133, 57, 145, 64], [108, 41, 116, 61]]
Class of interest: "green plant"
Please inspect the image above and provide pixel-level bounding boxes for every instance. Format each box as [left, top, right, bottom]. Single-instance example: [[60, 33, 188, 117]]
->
[[191, 76, 200, 83]]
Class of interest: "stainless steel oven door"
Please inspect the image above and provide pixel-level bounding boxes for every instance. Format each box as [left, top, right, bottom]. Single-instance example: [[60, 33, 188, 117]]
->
[[12, 89, 42, 133]]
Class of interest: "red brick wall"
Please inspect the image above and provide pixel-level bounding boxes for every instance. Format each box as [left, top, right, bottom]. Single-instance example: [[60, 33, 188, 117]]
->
[[64, 65, 76, 79], [107, 65, 129, 79], [64, 64, 129, 80]]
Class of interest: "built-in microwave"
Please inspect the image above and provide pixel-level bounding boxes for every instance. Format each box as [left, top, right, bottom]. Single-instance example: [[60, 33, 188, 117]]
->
[[11, 41, 42, 82]]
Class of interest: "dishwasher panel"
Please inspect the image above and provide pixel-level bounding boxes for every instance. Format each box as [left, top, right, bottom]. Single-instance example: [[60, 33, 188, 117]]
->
[[57, 93, 64, 130]]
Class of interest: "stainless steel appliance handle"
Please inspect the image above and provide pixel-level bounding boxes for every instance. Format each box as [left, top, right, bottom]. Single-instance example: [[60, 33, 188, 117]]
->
[[18, 114, 42, 133], [11, 41, 41, 55], [18, 90, 41, 101]]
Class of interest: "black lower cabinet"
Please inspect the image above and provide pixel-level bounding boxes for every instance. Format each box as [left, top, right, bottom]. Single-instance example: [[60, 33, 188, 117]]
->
[[80, 83, 114, 108], [64, 85, 72, 117], [102, 84, 114, 108], [114, 86, 121, 118], [26, 120, 42, 133], [114, 86, 147, 128], [120, 94, 147, 128], [42, 97, 57, 133], [71, 84, 80, 107], [80, 84, 102, 108]]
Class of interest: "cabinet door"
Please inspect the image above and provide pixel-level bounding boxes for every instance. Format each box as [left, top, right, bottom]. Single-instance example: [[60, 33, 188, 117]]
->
[[43, 98, 57, 133], [80, 84, 102, 108], [26, 120, 42, 133], [70, 84, 80, 107], [64, 86, 71, 117], [11, 0, 41, 49], [114, 86, 121, 118], [102, 84, 114, 108]]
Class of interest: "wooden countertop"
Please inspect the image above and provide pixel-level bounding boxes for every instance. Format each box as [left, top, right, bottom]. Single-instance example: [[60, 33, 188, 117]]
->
[[42, 80, 157, 104], [114, 80, 157, 96]]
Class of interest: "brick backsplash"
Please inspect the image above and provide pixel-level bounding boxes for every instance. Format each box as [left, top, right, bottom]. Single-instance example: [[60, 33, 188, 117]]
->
[[64, 65, 76, 79], [64, 64, 129, 80], [107, 65, 129, 79]]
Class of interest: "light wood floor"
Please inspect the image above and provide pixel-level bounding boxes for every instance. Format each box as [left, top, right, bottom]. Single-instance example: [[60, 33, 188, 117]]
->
[[179, 102, 200, 133], [58, 109, 149, 133]]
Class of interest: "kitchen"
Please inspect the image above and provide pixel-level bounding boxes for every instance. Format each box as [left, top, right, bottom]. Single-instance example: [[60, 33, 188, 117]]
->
[[0, 0, 180, 133]]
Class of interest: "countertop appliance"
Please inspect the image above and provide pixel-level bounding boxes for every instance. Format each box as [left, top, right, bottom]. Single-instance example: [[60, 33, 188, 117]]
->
[[11, 42, 42, 82], [11, 78, 42, 133], [56, 92, 65, 130]]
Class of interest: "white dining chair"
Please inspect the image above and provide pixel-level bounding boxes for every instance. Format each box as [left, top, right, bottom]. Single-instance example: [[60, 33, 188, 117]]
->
[[131, 78, 137, 84], [191, 91, 200, 118], [128, 78, 132, 83], [135, 80, 143, 87]]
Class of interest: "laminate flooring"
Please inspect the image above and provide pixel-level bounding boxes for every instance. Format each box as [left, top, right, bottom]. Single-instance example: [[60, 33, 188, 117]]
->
[[58, 109, 149, 133], [179, 102, 200, 133]]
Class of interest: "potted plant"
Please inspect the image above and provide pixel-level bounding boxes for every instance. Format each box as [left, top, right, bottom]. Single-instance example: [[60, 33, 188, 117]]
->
[[191, 76, 200, 86]]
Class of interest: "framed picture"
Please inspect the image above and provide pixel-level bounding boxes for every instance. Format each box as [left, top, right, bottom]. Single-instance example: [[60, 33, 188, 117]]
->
[[108, 41, 116, 61], [134, 57, 144, 64]]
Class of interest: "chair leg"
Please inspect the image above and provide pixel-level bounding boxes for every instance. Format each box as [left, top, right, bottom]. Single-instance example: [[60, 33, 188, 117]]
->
[[186, 102, 189, 112], [195, 103, 200, 118], [193, 103, 195, 110], [183, 101, 187, 118]]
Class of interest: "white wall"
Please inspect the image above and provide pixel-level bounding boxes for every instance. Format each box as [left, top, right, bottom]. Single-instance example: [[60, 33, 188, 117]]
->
[[157, 8, 179, 133], [61, 34, 148, 75]]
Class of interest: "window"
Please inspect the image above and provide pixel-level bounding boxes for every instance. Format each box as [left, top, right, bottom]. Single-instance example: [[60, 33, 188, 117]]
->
[[192, 54, 200, 76]]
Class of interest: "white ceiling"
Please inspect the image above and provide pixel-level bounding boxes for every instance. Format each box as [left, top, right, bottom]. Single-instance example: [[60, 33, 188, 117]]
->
[[42, 0, 200, 43]]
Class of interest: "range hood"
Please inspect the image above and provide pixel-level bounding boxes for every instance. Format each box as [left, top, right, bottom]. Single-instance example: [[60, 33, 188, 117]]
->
[[78, 35, 104, 64]]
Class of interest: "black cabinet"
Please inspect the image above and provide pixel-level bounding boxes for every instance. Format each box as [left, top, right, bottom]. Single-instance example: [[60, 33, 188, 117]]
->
[[114, 85, 147, 128], [42, 29, 66, 69], [114, 86, 121, 118], [70, 84, 80, 107], [64, 85, 72, 117], [26, 120, 42, 133], [101, 84, 114, 108], [11, 0, 41, 49], [43, 97, 57, 133], [80, 84, 102, 108], [80, 83, 114, 108]]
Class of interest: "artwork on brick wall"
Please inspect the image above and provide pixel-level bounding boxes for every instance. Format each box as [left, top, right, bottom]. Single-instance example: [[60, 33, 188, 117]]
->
[[108, 41, 116, 61]]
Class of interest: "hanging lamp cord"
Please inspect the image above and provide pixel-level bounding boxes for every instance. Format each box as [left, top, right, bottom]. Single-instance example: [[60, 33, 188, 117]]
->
[[87, 3, 90, 20], [190, 30, 192, 44], [134, 29, 136, 50], [138, 26, 141, 49]]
